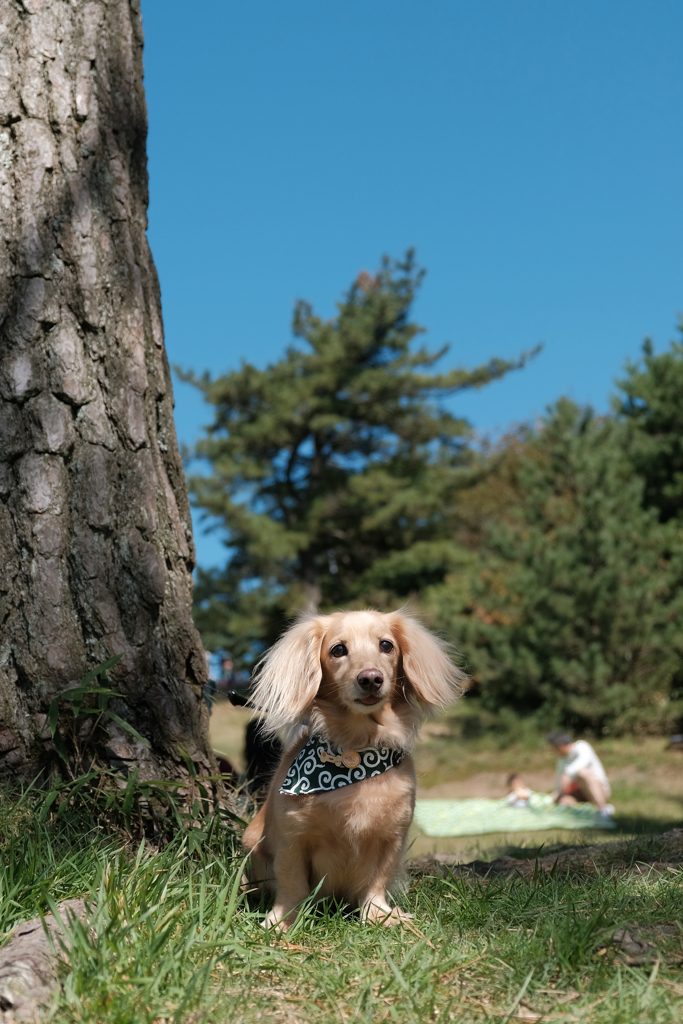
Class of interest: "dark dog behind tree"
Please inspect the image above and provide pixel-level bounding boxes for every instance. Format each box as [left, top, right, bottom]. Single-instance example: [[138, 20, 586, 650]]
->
[[244, 720, 284, 792], [227, 686, 283, 792]]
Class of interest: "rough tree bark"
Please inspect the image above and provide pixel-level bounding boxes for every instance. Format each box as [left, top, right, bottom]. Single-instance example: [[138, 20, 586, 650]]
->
[[0, 0, 215, 783]]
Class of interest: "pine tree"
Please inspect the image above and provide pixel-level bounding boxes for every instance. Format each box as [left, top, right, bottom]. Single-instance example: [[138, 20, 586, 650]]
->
[[433, 400, 683, 735], [0, 0, 214, 782], [615, 328, 683, 522], [183, 253, 534, 665]]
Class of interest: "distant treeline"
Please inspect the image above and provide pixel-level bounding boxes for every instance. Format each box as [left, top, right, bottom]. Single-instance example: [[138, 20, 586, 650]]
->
[[181, 253, 683, 736]]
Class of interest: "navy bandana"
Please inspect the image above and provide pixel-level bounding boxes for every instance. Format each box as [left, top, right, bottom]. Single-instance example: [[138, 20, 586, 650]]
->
[[279, 735, 405, 796]]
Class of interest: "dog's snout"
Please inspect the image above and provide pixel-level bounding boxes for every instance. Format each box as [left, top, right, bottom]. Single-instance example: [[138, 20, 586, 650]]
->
[[357, 669, 384, 692]]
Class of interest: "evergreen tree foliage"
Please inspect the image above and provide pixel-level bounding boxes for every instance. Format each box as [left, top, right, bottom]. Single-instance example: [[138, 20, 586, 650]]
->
[[615, 327, 683, 522], [428, 399, 683, 735], [182, 253, 532, 664]]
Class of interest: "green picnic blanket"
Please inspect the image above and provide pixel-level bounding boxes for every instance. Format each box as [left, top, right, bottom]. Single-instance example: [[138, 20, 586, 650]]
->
[[413, 793, 616, 837]]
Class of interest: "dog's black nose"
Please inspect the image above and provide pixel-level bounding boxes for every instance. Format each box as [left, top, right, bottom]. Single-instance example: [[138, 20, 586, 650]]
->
[[357, 669, 383, 692]]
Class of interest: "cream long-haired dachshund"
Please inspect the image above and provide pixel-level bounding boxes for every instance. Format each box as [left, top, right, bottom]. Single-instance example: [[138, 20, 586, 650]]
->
[[242, 609, 463, 929]]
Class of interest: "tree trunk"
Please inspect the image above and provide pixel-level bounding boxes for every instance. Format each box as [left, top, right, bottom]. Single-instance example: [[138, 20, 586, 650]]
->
[[0, 0, 215, 784]]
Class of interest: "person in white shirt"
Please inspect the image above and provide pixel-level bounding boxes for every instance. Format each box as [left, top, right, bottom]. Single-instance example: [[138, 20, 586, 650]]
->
[[547, 731, 614, 819]]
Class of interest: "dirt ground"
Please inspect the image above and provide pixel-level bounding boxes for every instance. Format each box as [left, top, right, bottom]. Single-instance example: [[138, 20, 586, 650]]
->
[[416, 763, 682, 801]]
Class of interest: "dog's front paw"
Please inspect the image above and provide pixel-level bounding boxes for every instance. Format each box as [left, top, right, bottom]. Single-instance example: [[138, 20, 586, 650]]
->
[[262, 906, 290, 932], [362, 900, 414, 927], [381, 907, 414, 928]]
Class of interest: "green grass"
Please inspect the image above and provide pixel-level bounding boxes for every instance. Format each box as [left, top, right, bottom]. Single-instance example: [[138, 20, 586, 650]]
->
[[2, 785, 683, 1024]]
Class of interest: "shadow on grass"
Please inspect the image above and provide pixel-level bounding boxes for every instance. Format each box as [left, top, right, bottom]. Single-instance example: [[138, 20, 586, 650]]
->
[[610, 813, 683, 836], [496, 814, 683, 862]]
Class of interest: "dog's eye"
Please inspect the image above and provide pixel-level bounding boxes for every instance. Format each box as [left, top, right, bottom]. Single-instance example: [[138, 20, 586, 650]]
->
[[379, 640, 394, 653], [330, 643, 347, 658]]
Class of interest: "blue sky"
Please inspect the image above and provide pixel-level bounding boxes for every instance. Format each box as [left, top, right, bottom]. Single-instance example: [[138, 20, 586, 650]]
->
[[141, 0, 683, 569]]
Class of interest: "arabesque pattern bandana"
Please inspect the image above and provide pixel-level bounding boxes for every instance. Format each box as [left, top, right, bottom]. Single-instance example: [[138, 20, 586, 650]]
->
[[279, 735, 405, 796]]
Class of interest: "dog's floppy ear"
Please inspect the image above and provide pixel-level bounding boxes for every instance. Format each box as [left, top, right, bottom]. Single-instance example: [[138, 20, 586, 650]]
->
[[250, 615, 326, 734], [391, 612, 465, 712]]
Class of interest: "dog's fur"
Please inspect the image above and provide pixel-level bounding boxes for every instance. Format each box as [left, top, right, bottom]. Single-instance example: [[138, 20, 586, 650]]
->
[[242, 609, 464, 929]]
